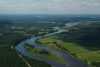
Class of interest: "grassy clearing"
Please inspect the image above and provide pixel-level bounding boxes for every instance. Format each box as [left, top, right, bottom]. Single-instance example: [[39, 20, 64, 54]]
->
[[24, 44, 66, 64]]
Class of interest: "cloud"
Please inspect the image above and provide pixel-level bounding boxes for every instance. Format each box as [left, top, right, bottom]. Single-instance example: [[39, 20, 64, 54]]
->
[[0, 0, 100, 14]]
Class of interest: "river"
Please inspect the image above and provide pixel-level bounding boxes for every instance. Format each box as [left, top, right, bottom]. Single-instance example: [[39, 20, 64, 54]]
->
[[15, 28, 88, 67]]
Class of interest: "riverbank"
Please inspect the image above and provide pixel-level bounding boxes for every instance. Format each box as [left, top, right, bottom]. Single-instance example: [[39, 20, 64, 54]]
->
[[15, 28, 89, 67], [15, 41, 51, 67]]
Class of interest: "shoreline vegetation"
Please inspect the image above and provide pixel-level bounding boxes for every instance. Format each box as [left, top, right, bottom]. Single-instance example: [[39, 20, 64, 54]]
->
[[24, 44, 66, 64]]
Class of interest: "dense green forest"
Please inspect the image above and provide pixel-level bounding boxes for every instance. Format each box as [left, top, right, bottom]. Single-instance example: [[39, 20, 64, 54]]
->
[[64, 22, 100, 49]]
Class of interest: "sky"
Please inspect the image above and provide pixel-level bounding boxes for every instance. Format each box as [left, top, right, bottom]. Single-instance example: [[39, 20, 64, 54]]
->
[[0, 0, 100, 14]]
